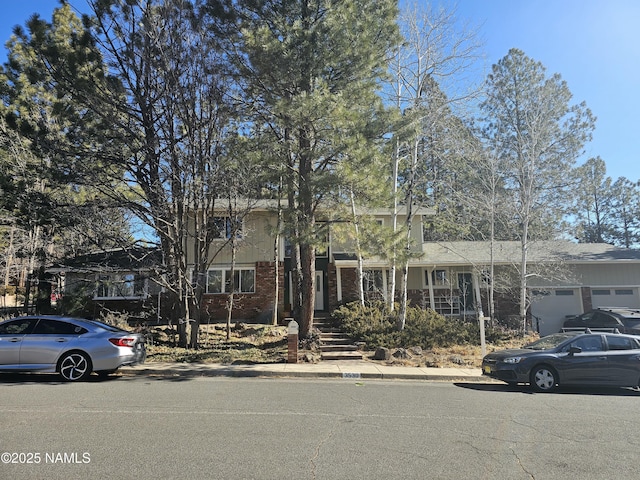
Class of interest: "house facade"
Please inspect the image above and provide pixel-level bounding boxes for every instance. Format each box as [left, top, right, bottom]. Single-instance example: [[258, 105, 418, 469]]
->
[[50, 205, 640, 334], [48, 247, 165, 321], [189, 204, 640, 335]]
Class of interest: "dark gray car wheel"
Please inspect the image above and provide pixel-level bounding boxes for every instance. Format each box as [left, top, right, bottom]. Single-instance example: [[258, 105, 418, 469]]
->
[[531, 365, 557, 392], [58, 352, 92, 381]]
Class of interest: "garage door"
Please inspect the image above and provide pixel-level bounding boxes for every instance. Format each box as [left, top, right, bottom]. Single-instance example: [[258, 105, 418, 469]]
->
[[590, 288, 640, 309], [530, 288, 583, 336]]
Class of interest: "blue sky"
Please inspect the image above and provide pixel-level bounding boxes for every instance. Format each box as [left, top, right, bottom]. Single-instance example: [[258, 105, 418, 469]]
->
[[1, 0, 639, 182], [440, 0, 640, 183]]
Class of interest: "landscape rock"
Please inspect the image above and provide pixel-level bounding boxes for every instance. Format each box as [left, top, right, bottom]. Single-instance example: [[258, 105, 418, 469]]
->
[[373, 347, 392, 360], [449, 355, 465, 365], [392, 348, 411, 359], [409, 346, 423, 356]]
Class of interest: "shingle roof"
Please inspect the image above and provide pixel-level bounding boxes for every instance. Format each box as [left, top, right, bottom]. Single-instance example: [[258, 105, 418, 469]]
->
[[419, 241, 640, 266], [49, 247, 164, 272], [333, 240, 640, 266]]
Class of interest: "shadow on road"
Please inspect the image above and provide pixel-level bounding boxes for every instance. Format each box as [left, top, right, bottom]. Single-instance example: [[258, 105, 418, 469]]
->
[[0, 372, 193, 384], [0, 372, 121, 385], [454, 381, 640, 396]]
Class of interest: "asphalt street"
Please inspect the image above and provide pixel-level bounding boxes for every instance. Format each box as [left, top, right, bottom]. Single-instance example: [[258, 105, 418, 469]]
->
[[1, 374, 639, 480]]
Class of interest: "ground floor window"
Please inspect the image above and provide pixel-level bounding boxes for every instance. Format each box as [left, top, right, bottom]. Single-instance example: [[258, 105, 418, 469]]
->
[[95, 273, 145, 299], [427, 269, 448, 287], [206, 268, 255, 294], [363, 269, 385, 294]]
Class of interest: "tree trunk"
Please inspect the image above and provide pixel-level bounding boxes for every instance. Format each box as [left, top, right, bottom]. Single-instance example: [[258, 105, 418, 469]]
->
[[299, 242, 315, 338]]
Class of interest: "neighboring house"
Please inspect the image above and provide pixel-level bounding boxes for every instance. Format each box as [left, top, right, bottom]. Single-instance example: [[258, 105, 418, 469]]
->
[[49, 207, 640, 334], [48, 247, 164, 321]]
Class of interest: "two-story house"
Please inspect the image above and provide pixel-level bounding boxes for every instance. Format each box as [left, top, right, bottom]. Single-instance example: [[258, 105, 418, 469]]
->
[[51, 203, 640, 336]]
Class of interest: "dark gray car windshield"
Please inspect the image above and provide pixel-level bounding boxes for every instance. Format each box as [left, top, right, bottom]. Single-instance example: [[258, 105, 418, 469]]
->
[[525, 333, 577, 350]]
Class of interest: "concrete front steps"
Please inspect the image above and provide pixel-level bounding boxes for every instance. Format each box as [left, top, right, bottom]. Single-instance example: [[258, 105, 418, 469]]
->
[[314, 317, 363, 361]]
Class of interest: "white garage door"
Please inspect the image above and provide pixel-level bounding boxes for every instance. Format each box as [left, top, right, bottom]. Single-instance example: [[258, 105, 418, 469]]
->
[[590, 288, 640, 309], [530, 288, 583, 336]]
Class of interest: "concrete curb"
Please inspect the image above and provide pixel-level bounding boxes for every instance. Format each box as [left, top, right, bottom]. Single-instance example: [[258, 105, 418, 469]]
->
[[122, 362, 487, 382]]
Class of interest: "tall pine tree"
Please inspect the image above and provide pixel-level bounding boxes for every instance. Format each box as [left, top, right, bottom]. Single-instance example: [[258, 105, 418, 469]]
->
[[234, 0, 400, 336]]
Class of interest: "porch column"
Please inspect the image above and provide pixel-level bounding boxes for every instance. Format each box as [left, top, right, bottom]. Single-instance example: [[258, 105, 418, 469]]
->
[[426, 266, 435, 311], [336, 267, 343, 303]]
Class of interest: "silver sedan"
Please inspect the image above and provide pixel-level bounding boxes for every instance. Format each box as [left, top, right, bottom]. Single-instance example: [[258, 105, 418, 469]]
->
[[0, 315, 146, 381]]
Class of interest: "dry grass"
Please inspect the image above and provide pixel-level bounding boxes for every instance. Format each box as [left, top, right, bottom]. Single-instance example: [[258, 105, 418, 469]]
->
[[361, 334, 540, 369], [142, 323, 538, 368], [144, 323, 289, 364]]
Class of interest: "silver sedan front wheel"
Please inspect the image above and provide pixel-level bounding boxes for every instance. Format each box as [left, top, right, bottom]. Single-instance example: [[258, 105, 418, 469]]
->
[[59, 352, 92, 381], [531, 365, 557, 392]]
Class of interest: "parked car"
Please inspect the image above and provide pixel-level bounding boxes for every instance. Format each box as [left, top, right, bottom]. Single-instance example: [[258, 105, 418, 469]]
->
[[0, 315, 146, 381], [561, 307, 640, 334], [482, 331, 640, 392]]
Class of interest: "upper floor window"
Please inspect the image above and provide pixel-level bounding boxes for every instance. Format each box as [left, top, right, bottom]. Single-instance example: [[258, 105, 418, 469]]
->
[[96, 273, 145, 299], [284, 231, 329, 258], [212, 216, 243, 240]]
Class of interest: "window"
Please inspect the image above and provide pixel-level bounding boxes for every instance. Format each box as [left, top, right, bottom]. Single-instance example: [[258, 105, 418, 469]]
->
[[33, 319, 87, 335], [429, 270, 448, 286], [615, 289, 633, 295], [532, 290, 551, 297], [207, 270, 223, 293], [363, 270, 384, 293], [606, 335, 639, 351], [569, 335, 603, 352], [592, 289, 610, 295], [212, 216, 243, 239], [206, 268, 255, 294], [0, 319, 35, 335], [591, 312, 620, 327], [96, 273, 145, 298], [555, 290, 574, 296]]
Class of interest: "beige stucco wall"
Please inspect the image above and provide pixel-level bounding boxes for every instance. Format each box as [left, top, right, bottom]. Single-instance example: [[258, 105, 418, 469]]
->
[[527, 263, 640, 287], [331, 214, 425, 255], [186, 210, 279, 266]]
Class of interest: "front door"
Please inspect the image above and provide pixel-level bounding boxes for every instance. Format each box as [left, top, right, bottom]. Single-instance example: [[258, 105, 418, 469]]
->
[[314, 271, 325, 311]]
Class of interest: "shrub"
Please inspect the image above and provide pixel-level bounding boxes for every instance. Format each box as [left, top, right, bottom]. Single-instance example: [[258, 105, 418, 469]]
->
[[57, 285, 93, 317], [0, 286, 17, 296], [332, 302, 508, 349]]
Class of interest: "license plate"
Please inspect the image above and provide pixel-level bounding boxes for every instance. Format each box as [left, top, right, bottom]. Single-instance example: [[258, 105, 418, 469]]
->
[[483, 365, 492, 374]]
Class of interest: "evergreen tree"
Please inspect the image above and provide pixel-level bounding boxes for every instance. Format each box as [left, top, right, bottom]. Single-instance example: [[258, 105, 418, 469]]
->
[[234, 0, 400, 336], [0, 4, 131, 305], [571, 157, 615, 243], [609, 177, 640, 248], [479, 48, 596, 333]]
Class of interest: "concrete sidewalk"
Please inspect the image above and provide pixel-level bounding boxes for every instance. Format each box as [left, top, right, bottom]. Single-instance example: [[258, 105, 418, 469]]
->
[[123, 361, 485, 382]]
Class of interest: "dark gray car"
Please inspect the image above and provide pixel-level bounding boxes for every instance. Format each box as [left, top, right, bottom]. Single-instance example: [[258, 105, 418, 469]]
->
[[0, 315, 146, 381], [562, 307, 640, 334], [482, 332, 640, 392]]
